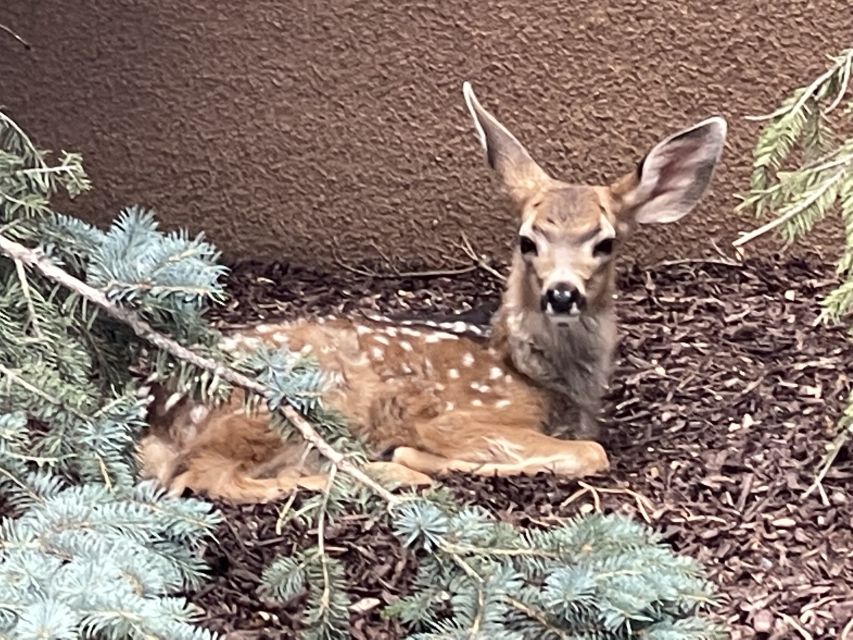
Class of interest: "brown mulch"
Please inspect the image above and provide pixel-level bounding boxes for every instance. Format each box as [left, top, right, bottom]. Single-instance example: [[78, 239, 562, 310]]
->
[[186, 254, 853, 640]]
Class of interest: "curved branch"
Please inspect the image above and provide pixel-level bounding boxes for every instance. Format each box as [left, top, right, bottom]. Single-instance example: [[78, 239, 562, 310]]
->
[[0, 232, 400, 505]]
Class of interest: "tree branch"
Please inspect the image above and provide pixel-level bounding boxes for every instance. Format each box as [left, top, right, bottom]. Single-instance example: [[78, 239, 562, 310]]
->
[[732, 170, 845, 248], [0, 233, 400, 505]]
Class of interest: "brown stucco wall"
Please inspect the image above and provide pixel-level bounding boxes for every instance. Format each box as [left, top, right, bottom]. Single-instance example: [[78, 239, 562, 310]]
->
[[1, 1, 850, 269]]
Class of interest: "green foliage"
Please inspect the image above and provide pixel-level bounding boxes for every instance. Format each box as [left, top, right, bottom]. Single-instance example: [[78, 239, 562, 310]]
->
[[735, 47, 853, 481], [0, 110, 225, 638], [736, 48, 853, 320], [384, 502, 724, 640], [260, 548, 351, 640], [236, 345, 369, 463], [0, 476, 221, 640]]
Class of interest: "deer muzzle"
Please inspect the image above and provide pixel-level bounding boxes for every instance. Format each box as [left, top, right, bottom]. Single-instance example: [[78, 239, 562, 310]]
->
[[542, 284, 586, 317]]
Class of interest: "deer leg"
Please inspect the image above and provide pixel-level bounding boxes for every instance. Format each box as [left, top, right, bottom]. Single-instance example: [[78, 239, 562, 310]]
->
[[363, 461, 435, 487], [396, 419, 609, 479]]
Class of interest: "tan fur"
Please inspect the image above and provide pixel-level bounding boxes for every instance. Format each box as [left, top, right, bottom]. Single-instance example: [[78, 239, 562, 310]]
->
[[137, 82, 726, 504]]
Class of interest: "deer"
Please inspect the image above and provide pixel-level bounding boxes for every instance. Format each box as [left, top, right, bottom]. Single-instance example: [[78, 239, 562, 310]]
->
[[137, 81, 727, 503]]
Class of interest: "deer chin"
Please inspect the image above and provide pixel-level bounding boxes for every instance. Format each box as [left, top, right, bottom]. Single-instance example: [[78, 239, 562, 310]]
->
[[544, 305, 583, 325]]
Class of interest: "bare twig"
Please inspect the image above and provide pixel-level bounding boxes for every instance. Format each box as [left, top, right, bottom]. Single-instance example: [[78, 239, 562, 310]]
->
[[456, 232, 507, 282], [0, 233, 400, 505], [316, 465, 337, 622], [802, 426, 851, 501], [651, 257, 743, 269], [331, 241, 478, 280], [0, 23, 30, 50], [274, 491, 299, 535], [559, 481, 655, 524], [331, 231, 507, 283]]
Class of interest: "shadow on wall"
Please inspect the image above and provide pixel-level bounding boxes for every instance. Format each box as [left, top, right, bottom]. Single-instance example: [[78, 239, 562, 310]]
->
[[1, 1, 849, 269]]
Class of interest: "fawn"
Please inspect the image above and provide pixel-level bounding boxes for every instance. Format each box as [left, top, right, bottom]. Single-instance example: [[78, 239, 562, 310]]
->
[[138, 82, 727, 503]]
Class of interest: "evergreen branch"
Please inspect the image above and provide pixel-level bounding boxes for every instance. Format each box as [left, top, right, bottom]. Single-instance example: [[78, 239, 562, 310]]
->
[[0, 466, 40, 502], [0, 232, 398, 505], [732, 169, 845, 247], [13, 257, 42, 337], [0, 113, 42, 165], [0, 363, 92, 421], [444, 543, 561, 560], [745, 49, 853, 121], [505, 597, 570, 640], [315, 465, 337, 628], [826, 50, 853, 113]]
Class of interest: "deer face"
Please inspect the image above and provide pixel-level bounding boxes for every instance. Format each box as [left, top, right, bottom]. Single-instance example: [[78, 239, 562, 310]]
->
[[515, 184, 617, 317], [462, 82, 727, 322]]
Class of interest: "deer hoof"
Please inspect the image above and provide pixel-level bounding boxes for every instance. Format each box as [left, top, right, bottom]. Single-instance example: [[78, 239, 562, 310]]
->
[[582, 441, 610, 475]]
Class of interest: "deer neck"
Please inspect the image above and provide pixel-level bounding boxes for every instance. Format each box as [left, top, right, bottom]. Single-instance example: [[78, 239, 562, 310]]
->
[[488, 255, 618, 424]]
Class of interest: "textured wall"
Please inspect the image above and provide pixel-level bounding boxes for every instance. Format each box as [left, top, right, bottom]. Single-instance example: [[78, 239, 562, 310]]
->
[[1, 1, 850, 269]]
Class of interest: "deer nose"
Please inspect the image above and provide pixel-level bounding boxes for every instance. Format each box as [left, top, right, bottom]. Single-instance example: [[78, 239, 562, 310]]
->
[[543, 284, 585, 315]]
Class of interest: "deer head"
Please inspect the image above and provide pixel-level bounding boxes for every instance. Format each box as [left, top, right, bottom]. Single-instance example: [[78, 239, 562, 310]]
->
[[462, 82, 727, 323]]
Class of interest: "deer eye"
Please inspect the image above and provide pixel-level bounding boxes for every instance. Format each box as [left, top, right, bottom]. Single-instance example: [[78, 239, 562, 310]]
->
[[593, 238, 614, 257], [519, 235, 538, 256]]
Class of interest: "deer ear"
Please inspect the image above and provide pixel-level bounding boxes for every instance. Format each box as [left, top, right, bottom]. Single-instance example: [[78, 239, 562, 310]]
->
[[615, 116, 727, 225], [463, 81, 552, 205]]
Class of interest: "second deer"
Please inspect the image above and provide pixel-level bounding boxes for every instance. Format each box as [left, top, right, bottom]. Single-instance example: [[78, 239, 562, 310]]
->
[[138, 82, 727, 503]]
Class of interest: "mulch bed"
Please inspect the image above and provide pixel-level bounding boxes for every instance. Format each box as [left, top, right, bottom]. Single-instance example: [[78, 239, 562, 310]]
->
[[186, 254, 853, 640]]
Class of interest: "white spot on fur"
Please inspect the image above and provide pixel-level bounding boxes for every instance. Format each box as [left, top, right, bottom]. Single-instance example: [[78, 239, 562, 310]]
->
[[300, 344, 313, 356], [317, 316, 326, 324], [401, 363, 413, 374], [373, 335, 390, 345], [448, 368, 460, 379], [462, 353, 475, 367], [426, 331, 458, 343], [478, 384, 491, 393], [221, 337, 239, 352], [445, 401, 455, 411], [273, 332, 289, 344], [471, 399, 483, 407], [495, 399, 512, 409], [384, 327, 398, 337], [504, 375, 513, 385], [356, 325, 372, 336], [400, 328, 421, 337], [400, 341, 413, 352], [189, 405, 209, 424], [424, 321, 439, 327], [371, 347, 384, 360], [489, 366, 503, 380], [435, 382, 446, 391], [256, 324, 277, 334]]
